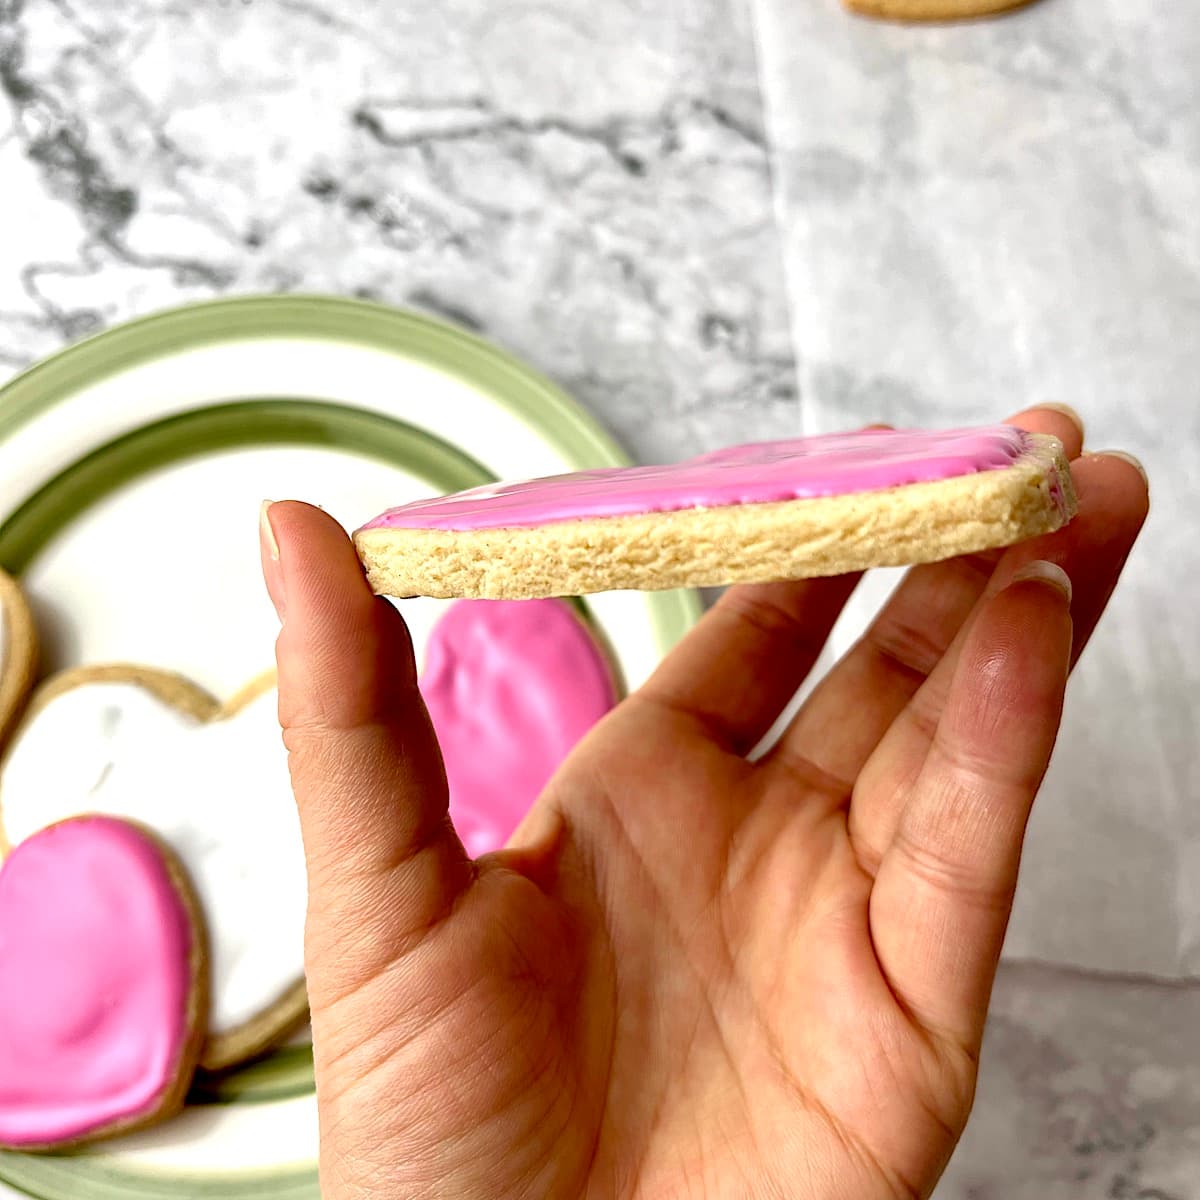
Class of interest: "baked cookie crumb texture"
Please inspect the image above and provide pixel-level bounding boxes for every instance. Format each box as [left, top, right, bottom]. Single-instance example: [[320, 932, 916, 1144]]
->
[[354, 427, 1076, 600], [842, 0, 1039, 22], [0, 572, 38, 752]]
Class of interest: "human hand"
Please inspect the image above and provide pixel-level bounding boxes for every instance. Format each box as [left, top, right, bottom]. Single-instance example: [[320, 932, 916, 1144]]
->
[[260, 407, 1147, 1200]]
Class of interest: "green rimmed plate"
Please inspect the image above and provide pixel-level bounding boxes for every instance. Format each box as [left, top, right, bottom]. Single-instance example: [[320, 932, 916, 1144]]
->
[[0, 296, 701, 1199]]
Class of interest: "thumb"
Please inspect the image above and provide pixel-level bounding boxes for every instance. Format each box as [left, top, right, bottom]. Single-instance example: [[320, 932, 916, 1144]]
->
[[260, 501, 472, 1008]]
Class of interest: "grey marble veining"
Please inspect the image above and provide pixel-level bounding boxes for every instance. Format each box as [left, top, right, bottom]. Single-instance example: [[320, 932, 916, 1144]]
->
[[2, 0, 1198, 1192], [0, 0, 797, 461], [939, 961, 1200, 1199]]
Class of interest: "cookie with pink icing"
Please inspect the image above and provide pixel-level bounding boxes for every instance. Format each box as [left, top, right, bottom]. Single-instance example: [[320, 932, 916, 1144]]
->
[[0, 666, 307, 1073], [0, 571, 37, 751], [0, 815, 207, 1150], [0, 601, 618, 1078], [421, 599, 619, 856], [355, 425, 1077, 599]]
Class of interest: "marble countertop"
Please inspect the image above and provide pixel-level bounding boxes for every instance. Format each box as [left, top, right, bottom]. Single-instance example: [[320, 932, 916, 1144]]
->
[[1, 0, 1196, 1193]]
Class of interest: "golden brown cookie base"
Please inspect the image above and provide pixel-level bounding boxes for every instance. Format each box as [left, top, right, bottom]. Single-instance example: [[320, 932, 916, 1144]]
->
[[355, 434, 1076, 601], [0, 572, 38, 753], [842, 0, 1038, 21]]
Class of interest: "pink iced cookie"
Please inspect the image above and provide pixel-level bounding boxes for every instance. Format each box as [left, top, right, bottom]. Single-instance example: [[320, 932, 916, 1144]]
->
[[355, 426, 1076, 599], [0, 816, 206, 1150], [421, 599, 618, 856]]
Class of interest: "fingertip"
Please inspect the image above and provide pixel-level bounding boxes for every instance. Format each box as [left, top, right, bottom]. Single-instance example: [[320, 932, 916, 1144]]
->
[[1010, 559, 1073, 607], [266, 501, 360, 571], [259, 501, 285, 619], [1084, 450, 1151, 508], [267, 500, 417, 730], [268, 501, 377, 623], [1006, 404, 1085, 460]]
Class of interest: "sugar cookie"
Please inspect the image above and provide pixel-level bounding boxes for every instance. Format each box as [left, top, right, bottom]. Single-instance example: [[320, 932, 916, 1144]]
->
[[422, 599, 619, 856], [0, 816, 207, 1150], [0, 668, 306, 1073], [355, 427, 1076, 600], [0, 571, 37, 750], [842, 0, 1038, 20]]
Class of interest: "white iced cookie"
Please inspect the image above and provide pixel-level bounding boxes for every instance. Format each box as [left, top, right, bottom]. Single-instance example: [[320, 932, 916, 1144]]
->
[[0, 572, 37, 752], [0, 667, 306, 1072]]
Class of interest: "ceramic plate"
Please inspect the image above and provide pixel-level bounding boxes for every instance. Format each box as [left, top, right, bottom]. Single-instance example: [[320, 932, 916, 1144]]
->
[[0, 295, 700, 1199]]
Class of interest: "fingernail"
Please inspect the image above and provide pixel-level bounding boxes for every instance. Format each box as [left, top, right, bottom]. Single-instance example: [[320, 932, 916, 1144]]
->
[[1012, 560, 1072, 605], [1037, 402, 1085, 441], [1092, 449, 1149, 489], [259, 501, 286, 620]]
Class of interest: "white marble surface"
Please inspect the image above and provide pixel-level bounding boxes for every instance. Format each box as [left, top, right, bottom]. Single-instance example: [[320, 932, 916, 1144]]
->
[[754, 0, 1199, 975], [753, 0, 1199, 1191], [1, 0, 1197, 1192], [0, 0, 797, 459]]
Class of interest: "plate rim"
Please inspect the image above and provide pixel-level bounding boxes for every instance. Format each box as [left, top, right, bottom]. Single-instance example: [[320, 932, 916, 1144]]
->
[[0, 294, 622, 461], [0, 294, 702, 651]]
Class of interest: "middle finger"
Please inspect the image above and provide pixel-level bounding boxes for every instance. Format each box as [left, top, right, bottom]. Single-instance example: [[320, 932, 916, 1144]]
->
[[759, 404, 1084, 790]]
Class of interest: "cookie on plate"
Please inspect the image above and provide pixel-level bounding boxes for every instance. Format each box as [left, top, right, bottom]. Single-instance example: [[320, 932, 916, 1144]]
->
[[0, 667, 307, 1073], [422, 598, 620, 857], [354, 426, 1076, 600], [0, 815, 207, 1150], [0, 571, 37, 750]]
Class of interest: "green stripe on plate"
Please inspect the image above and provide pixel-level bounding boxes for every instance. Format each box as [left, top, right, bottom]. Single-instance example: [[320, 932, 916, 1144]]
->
[[0, 294, 701, 650], [0, 398, 491, 574], [189, 1047, 316, 1107], [0, 1155, 319, 1200]]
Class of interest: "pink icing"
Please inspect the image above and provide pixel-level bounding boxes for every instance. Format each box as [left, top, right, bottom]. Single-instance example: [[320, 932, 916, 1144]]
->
[[0, 817, 195, 1147], [421, 599, 617, 857], [360, 426, 1031, 532]]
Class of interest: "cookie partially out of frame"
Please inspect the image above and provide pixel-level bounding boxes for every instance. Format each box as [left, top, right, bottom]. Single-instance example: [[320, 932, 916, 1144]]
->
[[0, 571, 37, 750], [842, 0, 1038, 20], [0, 815, 208, 1151], [0, 666, 307, 1073], [354, 427, 1077, 600]]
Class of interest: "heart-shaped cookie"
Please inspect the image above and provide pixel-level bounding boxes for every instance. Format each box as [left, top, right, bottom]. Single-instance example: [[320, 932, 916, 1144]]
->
[[0, 816, 206, 1150], [422, 599, 619, 856], [0, 571, 37, 752], [0, 667, 307, 1073], [0, 599, 618, 1076]]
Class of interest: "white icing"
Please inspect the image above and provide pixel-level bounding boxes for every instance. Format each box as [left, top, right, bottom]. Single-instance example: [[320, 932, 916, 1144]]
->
[[0, 682, 305, 1035]]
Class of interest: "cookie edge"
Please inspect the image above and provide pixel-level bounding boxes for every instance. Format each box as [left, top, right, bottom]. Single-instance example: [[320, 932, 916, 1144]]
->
[[0, 572, 38, 756], [842, 0, 1038, 20], [354, 433, 1077, 600]]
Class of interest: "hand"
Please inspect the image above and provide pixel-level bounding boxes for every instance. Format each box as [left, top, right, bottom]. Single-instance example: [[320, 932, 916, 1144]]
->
[[260, 407, 1147, 1200]]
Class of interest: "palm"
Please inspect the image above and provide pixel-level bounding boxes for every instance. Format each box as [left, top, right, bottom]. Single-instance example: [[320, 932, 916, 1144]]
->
[[263, 408, 1147, 1200], [310, 705, 992, 1200], [553, 713, 966, 1200]]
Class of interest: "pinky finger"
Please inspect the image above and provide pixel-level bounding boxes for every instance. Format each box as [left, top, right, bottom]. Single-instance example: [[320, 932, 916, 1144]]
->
[[867, 562, 1073, 1056]]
